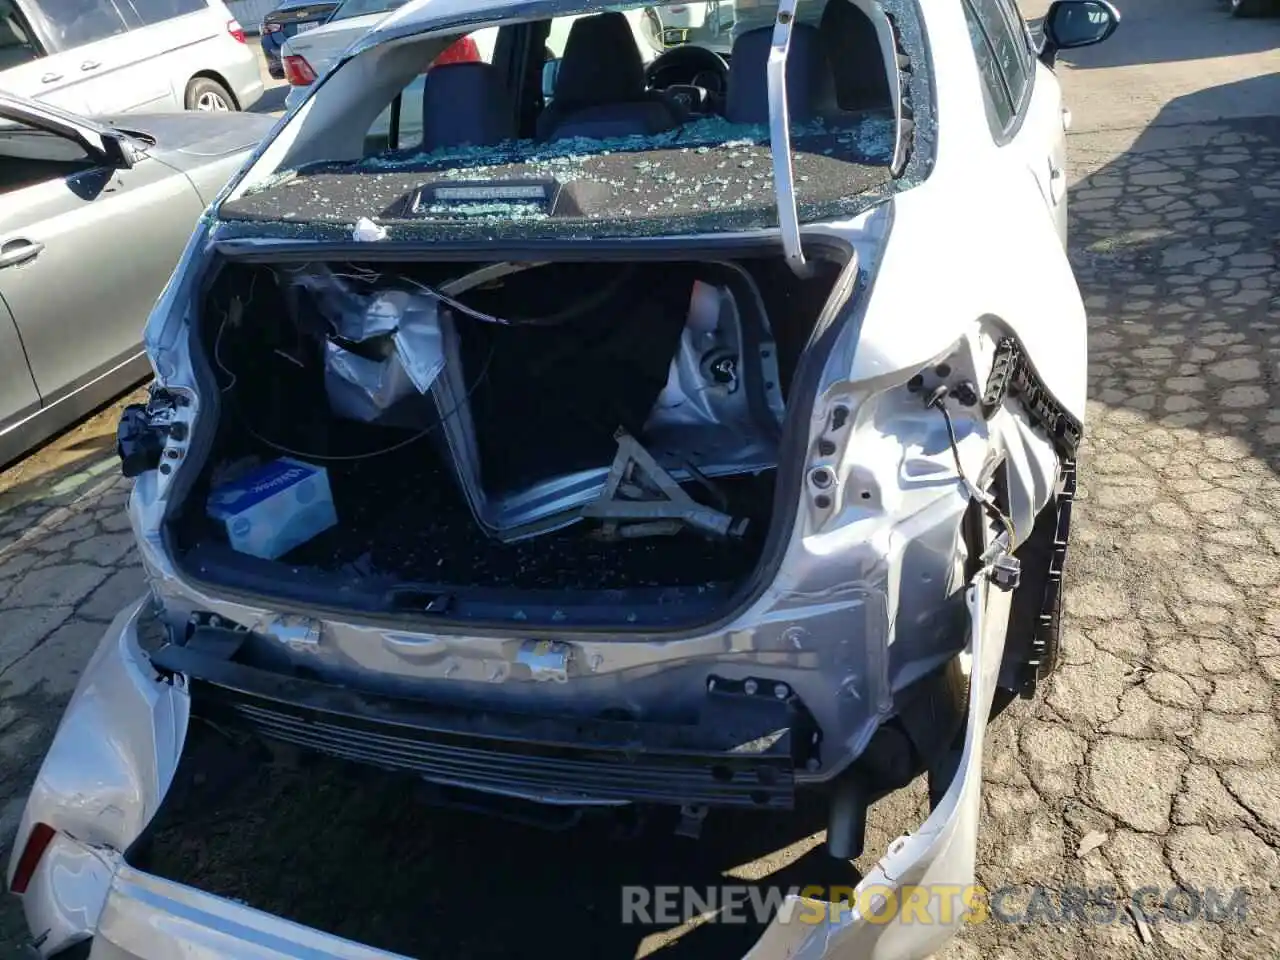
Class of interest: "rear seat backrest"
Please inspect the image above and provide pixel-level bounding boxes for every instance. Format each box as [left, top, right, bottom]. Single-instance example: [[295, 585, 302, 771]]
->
[[820, 0, 893, 112], [725, 23, 831, 126], [725, 0, 891, 126], [421, 62, 517, 152]]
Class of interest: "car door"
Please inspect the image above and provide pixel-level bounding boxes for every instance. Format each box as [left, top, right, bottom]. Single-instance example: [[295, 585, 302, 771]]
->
[[23, 0, 170, 115], [0, 0, 96, 113], [0, 291, 40, 444], [109, 0, 223, 113], [1004, 0, 1068, 238], [0, 98, 206, 405], [961, 0, 1069, 245]]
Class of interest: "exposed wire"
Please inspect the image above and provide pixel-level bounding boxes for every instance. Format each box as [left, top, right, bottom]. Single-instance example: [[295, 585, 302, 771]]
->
[[213, 301, 241, 394], [320, 262, 633, 328], [214, 260, 629, 461], [400, 272, 633, 328], [228, 342, 495, 463], [925, 385, 1017, 547]]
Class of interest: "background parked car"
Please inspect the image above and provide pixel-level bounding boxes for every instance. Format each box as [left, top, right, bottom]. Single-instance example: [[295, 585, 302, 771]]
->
[[645, 0, 734, 49], [0, 91, 275, 466], [280, 0, 504, 111], [259, 0, 337, 79], [0, 0, 263, 113], [281, 0, 668, 114], [279, 0, 404, 104]]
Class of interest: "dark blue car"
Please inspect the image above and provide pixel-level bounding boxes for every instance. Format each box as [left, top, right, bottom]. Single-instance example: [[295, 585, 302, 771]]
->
[[260, 0, 340, 78]]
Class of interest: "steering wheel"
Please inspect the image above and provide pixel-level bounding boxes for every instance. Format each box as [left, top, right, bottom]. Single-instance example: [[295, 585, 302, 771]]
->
[[644, 44, 731, 116]]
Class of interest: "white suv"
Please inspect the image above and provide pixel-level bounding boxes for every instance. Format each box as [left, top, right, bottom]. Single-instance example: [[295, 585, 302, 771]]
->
[[0, 0, 264, 114]]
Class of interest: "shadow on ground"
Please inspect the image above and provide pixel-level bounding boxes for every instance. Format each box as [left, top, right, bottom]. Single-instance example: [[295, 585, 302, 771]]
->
[[135, 723, 868, 960], [249, 85, 290, 115]]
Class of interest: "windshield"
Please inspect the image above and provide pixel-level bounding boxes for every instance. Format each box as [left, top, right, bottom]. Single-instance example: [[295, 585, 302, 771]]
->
[[220, 0, 930, 242], [330, 0, 403, 22], [637, 0, 828, 56]]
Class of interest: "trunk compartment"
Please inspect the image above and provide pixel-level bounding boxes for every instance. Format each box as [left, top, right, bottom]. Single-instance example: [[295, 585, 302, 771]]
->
[[169, 252, 845, 627]]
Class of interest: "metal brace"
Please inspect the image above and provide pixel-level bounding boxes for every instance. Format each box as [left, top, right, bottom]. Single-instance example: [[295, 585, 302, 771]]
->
[[981, 531, 1021, 592], [768, 0, 813, 279], [675, 804, 709, 839], [582, 430, 749, 540], [991, 554, 1021, 592]]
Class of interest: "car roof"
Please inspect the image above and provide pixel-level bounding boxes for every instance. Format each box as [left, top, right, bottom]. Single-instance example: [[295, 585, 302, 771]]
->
[[355, 0, 877, 54]]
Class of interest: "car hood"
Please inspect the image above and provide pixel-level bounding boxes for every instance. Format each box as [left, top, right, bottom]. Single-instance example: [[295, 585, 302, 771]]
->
[[99, 112, 277, 166]]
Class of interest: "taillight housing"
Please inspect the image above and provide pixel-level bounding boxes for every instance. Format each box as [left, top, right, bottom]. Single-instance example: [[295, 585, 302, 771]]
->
[[283, 54, 317, 85], [432, 35, 482, 67], [227, 18, 246, 43], [262, 21, 282, 34], [10, 822, 56, 895]]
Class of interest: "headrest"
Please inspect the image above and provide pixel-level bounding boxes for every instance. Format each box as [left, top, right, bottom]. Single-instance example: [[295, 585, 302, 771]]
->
[[554, 13, 647, 107], [725, 23, 829, 126], [421, 62, 516, 151], [819, 0, 892, 111]]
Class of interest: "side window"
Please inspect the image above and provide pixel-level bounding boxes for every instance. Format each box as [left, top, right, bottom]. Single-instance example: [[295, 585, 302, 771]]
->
[[0, 120, 97, 195], [0, 0, 44, 69], [963, 0, 1034, 137], [982, 0, 1033, 103], [962, 0, 1013, 132], [124, 0, 206, 26], [39, 0, 131, 50]]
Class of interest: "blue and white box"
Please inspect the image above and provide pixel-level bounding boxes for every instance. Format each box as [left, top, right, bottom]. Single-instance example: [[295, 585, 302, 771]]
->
[[206, 458, 338, 560]]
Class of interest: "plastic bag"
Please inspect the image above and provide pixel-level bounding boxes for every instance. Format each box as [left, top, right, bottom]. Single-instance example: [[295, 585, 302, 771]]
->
[[291, 267, 446, 423]]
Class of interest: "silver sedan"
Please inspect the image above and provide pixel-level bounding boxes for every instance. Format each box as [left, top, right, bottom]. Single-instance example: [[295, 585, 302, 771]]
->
[[0, 92, 275, 466]]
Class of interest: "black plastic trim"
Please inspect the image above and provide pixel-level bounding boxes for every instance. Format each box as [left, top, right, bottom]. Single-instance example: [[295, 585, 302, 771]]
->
[[981, 334, 1082, 454], [150, 640, 797, 809]]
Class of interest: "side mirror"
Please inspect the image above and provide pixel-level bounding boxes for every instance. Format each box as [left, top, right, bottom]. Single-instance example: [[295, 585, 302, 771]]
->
[[541, 58, 560, 100], [104, 132, 139, 169], [1041, 0, 1119, 67]]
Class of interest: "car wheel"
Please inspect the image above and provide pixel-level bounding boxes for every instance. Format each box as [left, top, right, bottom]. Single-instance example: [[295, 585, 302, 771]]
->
[[1230, 0, 1274, 16], [185, 77, 237, 112]]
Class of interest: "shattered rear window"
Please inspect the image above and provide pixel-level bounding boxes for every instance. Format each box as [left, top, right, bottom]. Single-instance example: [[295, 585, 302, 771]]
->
[[219, 0, 932, 241]]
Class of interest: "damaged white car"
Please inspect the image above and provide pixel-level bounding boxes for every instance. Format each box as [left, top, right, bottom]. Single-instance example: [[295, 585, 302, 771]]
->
[[9, 0, 1118, 957]]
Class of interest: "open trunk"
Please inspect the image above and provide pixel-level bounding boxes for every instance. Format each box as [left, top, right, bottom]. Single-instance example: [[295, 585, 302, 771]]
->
[[168, 250, 846, 628]]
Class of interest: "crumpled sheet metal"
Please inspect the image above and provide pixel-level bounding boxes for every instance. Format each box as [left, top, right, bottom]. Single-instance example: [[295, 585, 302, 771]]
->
[[745, 570, 1013, 960], [430, 270, 785, 542]]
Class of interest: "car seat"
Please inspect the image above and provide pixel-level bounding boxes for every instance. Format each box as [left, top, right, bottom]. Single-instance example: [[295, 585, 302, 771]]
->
[[536, 12, 683, 141], [421, 62, 518, 151]]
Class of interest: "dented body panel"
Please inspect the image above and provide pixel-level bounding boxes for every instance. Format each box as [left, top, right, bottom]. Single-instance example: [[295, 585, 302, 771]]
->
[[11, 557, 1013, 960], [8, 0, 1108, 957]]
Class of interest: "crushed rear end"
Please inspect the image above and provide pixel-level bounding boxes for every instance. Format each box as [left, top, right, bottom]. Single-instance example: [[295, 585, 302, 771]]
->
[[7, 0, 1082, 957]]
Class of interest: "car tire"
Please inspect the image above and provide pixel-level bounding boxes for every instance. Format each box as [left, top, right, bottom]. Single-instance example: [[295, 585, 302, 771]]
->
[[1230, 0, 1274, 17], [185, 77, 238, 112]]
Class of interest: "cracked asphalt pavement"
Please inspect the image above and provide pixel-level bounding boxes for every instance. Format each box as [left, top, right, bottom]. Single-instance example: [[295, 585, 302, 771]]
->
[[2, 2, 1279, 957]]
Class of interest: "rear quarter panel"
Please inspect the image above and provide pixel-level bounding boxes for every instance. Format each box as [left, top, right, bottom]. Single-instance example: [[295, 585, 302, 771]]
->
[[844, 0, 1086, 420]]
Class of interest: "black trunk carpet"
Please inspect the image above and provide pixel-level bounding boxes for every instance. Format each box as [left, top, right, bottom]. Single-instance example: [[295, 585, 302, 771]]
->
[[280, 443, 774, 592]]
